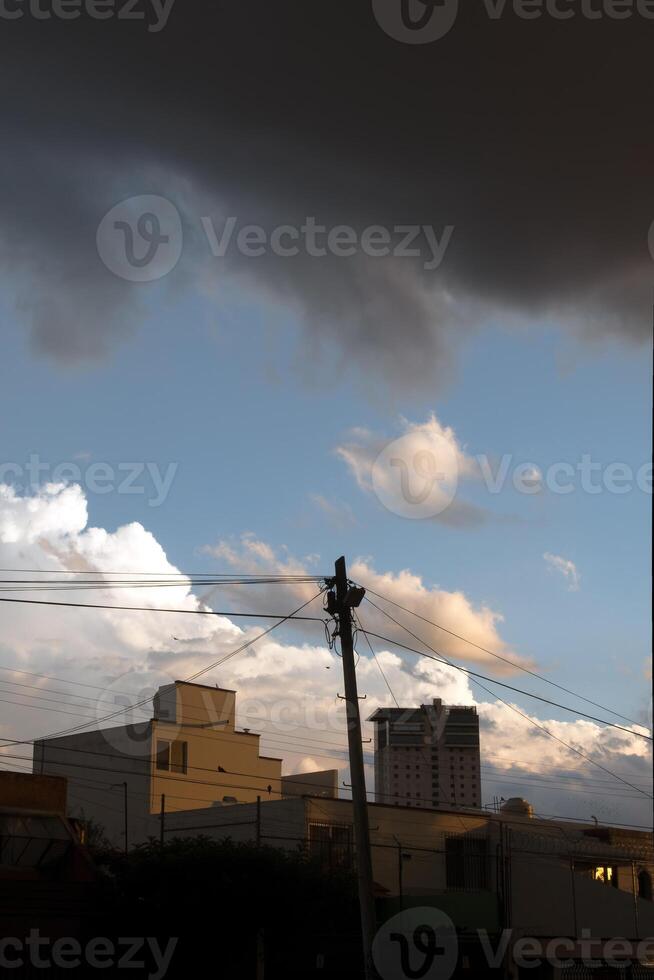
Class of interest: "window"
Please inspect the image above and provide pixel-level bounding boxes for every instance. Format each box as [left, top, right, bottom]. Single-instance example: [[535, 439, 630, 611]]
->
[[155, 739, 188, 774], [639, 869, 653, 901], [591, 865, 617, 886], [156, 740, 170, 771], [171, 740, 187, 774], [308, 823, 352, 870], [445, 836, 488, 890]]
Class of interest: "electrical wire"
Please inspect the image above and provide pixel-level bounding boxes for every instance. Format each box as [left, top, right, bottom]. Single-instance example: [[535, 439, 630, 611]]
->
[[0, 588, 326, 749], [0, 595, 325, 620], [361, 600, 653, 802], [1, 667, 650, 797], [0, 665, 650, 789], [361, 608, 650, 740], [362, 586, 644, 729]]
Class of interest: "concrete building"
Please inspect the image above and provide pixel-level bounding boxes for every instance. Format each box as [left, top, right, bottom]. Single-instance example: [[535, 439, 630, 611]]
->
[[163, 793, 654, 976], [33, 680, 289, 847], [370, 698, 481, 810], [0, 772, 96, 942], [33, 680, 337, 848]]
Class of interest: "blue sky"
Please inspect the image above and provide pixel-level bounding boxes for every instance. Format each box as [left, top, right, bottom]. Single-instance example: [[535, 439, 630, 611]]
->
[[1, 281, 650, 735]]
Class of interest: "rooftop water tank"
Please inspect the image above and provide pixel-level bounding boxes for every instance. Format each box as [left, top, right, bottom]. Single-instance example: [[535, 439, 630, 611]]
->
[[500, 797, 534, 819]]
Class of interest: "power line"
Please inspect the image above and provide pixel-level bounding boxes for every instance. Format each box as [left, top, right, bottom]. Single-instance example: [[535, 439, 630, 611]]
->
[[3, 743, 651, 835], [4, 746, 651, 836], [0, 595, 325, 621], [362, 600, 653, 802], [3, 689, 647, 799], [1, 653, 650, 798], [0, 663, 142, 696], [0, 664, 650, 790], [361, 618, 650, 742], [0, 589, 326, 750], [362, 586, 643, 729], [0, 568, 325, 580], [0, 579, 325, 592], [354, 613, 398, 709], [1, 663, 650, 800]]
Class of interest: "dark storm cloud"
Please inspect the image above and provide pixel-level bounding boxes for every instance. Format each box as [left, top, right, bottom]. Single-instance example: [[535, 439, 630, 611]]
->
[[0, 1, 652, 383]]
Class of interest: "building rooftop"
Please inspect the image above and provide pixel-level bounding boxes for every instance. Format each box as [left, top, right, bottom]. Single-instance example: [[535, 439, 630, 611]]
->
[[369, 702, 478, 721]]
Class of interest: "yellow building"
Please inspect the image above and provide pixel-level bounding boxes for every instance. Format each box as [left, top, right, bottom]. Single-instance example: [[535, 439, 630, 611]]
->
[[150, 680, 282, 809], [33, 680, 286, 846]]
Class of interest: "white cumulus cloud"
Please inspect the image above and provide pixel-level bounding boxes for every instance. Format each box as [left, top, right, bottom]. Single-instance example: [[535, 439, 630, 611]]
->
[[0, 485, 648, 825]]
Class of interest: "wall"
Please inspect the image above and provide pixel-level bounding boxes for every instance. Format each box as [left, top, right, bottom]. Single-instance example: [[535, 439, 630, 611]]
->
[[510, 848, 654, 939], [0, 771, 67, 814], [150, 682, 283, 816], [33, 725, 154, 847], [164, 797, 308, 853], [281, 770, 338, 799], [150, 722, 282, 815], [306, 798, 495, 894]]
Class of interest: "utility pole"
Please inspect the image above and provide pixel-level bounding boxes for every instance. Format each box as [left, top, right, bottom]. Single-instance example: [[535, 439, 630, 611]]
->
[[111, 781, 129, 855], [330, 556, 377, 980], [122, 782, 128, 855], [160, 793, 165, 846], [256, 795, 261, 847], [394, 837, 404, 913]]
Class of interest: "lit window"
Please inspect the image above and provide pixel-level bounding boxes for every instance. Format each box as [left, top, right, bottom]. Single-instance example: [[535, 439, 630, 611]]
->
[[592, 866, 616, 885]]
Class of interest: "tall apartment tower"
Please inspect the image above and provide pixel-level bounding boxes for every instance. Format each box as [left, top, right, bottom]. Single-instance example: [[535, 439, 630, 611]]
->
[[369, 699, 481, 810]]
